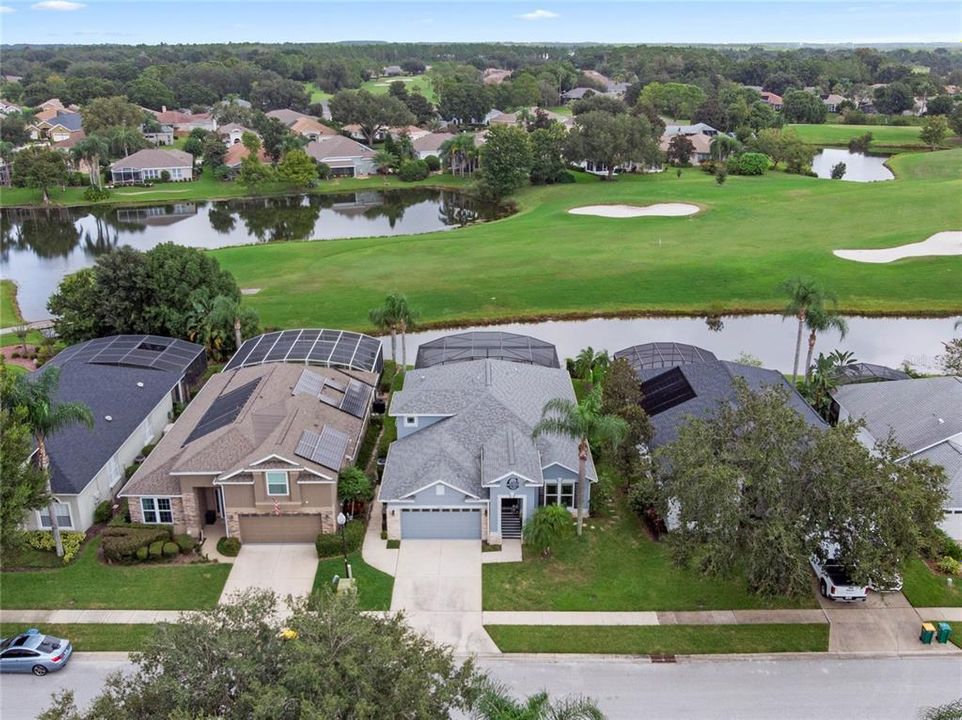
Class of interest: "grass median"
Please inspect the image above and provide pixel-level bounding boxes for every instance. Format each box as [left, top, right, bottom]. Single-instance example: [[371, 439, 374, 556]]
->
[[313, 551, 394, 611], [485, 623, 829, 655], [0, 623, 156, 652]]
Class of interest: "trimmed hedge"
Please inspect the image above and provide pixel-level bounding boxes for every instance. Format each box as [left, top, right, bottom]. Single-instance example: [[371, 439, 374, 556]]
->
[[135, 546, 149, 561], [315, 520, 364, 558], [101, 526, 170, 563], [162, 542, 180, 558], [727, 152, 769, 176], [217, 536, 241, 557], [148, 541, 164, 559], [174, 534, 196, 553]]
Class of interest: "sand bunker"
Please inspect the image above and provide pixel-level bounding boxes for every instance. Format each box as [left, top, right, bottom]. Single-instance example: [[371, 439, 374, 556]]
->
[[568, 203, 700, 218], [833, 231, 962, 264]]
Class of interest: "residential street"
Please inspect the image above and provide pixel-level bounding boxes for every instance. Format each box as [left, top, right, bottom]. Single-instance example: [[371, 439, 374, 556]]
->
[[4, 654, 960, 720]]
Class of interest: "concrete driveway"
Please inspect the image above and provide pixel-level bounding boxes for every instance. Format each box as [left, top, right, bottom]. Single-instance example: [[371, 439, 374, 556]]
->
[[390, 540, 499, 654], [219, 543, 317, 605]]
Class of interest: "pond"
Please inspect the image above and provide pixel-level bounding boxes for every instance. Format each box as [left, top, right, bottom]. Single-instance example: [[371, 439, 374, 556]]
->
[[391, 314, 959, 374], [1, 189, 504, 320], [811, 148, 894, 182]]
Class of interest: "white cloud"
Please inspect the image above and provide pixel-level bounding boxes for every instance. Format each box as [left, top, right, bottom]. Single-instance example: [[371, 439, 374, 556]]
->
[[32, 1, 86, 10], [0, 6, 15, 13], [518, 9, 558, 21]]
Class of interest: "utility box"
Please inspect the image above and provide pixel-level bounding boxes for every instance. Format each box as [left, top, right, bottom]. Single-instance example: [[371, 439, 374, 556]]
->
[[936, 623, 953, 644], [920, 623, 935, 644]]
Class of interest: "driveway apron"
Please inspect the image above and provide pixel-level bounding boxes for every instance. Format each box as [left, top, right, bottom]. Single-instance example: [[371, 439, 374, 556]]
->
[[390, 540, 499, 654], [219, 543, 317, 606]]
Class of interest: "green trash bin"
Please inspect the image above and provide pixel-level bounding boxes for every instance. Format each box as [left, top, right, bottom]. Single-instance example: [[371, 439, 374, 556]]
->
[[936, 623, 953, 644], [920, 622, 935, 644]]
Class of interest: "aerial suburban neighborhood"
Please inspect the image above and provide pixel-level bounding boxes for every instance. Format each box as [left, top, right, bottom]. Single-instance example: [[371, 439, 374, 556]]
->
[[0, 1, 961, 719]]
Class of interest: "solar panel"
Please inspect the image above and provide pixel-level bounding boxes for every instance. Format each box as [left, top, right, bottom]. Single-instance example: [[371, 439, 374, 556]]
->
[[292, 369, 327, 398], [340, 379, 373, 418], [224, 329, 383, 374], [640, 367, 697, 416], [183, 379, 260, 445], [294, 427, 350, 469]]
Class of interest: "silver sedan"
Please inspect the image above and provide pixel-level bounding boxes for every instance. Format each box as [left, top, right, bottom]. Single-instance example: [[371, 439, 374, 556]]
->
[[0, 630, 73, 676]]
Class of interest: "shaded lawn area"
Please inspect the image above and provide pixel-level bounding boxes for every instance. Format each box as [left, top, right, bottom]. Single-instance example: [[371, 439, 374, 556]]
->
[[482, 500, 818, 612], [0, 538, 231, 610], [485, 624, 829, 655], [1, 543, 65, 569], [313, 551, 394, 611], [214, 148, 962, 330], [902, 557, 962, 608], [0, 623, 156, 652], [0, 280, 23, 326]]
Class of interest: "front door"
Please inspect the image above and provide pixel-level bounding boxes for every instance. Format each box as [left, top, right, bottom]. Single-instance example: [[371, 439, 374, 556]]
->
[[500, 498, 522, 539]]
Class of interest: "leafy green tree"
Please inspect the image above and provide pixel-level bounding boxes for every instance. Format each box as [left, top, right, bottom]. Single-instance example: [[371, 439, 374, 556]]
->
[[436, 80, 491, 125], [250, 115, 294, 164], [570, 94, 627, 116], [692, 95, 729, 131], [81, 95, 145, 136], [637, 82, 706, 119], [779, 277, 833, 385], [70, 135, 109, 188], [782, 90, 828, 123], [522, 505, 573, 558], [46, 269, 103, 344], [329, 89, 414, 146], [948, 104, 962, 137], [9, 367, 93, 557], [940, 337, 962, 376], [338, 467, 374, 514], [368, 292, 418, 368], [201, 133, 227, 169], [125, 75, 175, 110], [476, 124, 532, 201], [40, 591, 480, 720], [440, 133, 480, 176], [249, 72, 310, 112], [919, 115, 949, 149], [873, 81, 915, 115], [12, 146, 68, 205], [532, 386, 628, 536], [601, 358, 641, 416], [748, 101, 782, 131], [830, 162, 847, 180], [709, 134, 740, 161], [238, 154, 275, 191], [107, 125, 148, 159], [665, 135, 694, 165], [0, 364, 50, 552], [183, 135, 204, 158], [564, 111, 661, 181], [373, 149, 400, 175], [528, 124, 568, 185], [656, 381, 947, 596], [277, 148, 319, 188]]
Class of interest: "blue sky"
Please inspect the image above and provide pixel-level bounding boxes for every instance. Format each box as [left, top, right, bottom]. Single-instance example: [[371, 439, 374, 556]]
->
[[0, 1, 958, 45]]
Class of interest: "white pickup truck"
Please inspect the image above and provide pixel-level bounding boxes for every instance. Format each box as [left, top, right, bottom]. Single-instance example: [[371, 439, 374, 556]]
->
[[810, 555, 869, 602]]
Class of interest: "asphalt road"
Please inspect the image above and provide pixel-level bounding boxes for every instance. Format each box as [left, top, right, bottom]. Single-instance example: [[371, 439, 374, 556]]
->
[[3, 654, 961, 720]]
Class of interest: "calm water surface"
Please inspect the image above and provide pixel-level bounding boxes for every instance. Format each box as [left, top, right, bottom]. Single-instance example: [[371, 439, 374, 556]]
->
[[811, 149, 894, 182]]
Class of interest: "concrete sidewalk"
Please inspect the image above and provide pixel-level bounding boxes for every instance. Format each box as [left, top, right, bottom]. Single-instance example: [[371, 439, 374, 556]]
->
[[361, 497, 398, 576], [1, 609, 182, 624], [483, 609, 827, 626], [481, 539, 522, 564]]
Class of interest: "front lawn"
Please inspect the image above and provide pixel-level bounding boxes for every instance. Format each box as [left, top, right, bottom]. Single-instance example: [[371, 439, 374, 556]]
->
[[482, 497, 817, 611], [902, 557, 962, 608], [0, 623, 156, 652], [485, 623, 829, 655], [787, 123, 954, 149], [0, 280, 23, 326], [313, 552, 394, 611], [0, 537, 231, 610]]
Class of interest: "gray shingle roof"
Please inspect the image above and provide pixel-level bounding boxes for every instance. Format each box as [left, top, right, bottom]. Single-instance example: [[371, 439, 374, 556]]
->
[[305, 136, 375, 161], [916, 440, 962, 507], [380, 359, 595, 501], [834, 377, 962, 455], [111, 148, 193, 170]]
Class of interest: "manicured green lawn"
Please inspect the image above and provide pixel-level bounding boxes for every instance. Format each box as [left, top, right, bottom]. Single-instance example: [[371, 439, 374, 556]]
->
[[362, 75, 436, 103], [0, 280, 23, 327], [1, 543, 65, 569], [305, 82, 333, 104], [482, 498, 817, 611], [214, 148, 962, 329], [485, 624, 829, 655], [902, 557, 962, 608], [787, 123, 957, 150], [313, 551, 394, 611], [0, 538, 231, 610], [0, 623, 156, 652]]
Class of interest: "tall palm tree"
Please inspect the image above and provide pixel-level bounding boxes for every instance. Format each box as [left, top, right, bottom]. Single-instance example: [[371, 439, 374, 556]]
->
[[803, 305, 848, 380], [372, 149, 399, 175], [369, 301, 399, 365], [108, 126, 143, 159], [10, 367, 94, 557], [369, 292, 418, 370], [71, 135, 109, 188], [779, 277, 832, 386], [710, 134, 740, 162], [572, 347, 610, 384], [471, 679, 605, 720], [209, 295, 259, 354], [441, 133, 478, 176], [532, 386, 627, 536]]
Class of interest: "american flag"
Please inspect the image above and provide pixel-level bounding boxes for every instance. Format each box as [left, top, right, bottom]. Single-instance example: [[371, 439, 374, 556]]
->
[[273, 498, 280, 516]]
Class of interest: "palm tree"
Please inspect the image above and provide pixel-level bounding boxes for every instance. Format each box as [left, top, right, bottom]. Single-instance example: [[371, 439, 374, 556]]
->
[[471, 679, 605, 720], [184, 295, 229, 360], [372, 149, 399, 175], [369, 293, 418, 370], [572, 347, 610, 384], [71, 135, 109, 188], [532, 386, 627, 536], [10, 367, 94, 557], [440, 133, 478, 176], [803, 305, 848, 380], [779, 277, 832, 386], [108, 126, 143, 159], [209, 295, 259, 354], [710, 134, 740, 162]]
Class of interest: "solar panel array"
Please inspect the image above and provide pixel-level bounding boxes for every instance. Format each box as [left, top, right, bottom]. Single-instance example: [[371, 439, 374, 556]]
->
[[640, 367, 697, 417], [52, 335, 205, 375], [183, 379, 260, 446], [292, 369, 327, 398], [294, 426, 350, 469], [615, 343, 717, 375], [415, 331, 559, 369], [224, 330, 383, 374], [340, 379, 374, 418]]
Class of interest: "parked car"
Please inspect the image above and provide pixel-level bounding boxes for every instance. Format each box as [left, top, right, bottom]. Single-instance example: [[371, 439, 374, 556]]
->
[[810, 555, 869, 602], [0, 629, 73, 676]]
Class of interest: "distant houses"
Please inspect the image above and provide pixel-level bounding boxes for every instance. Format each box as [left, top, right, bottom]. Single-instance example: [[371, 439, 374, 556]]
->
[[148, 106, 216, 136], [304, 136, 376, 177], [110, 148, 194, 184]]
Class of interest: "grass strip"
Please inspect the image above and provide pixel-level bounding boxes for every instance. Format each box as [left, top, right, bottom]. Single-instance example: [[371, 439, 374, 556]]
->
[[0, 623, 156, 652], [313, 551, 394, 611]]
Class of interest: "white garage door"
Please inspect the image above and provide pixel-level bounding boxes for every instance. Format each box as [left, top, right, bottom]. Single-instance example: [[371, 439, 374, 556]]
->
[[401, 508, 482, 539]]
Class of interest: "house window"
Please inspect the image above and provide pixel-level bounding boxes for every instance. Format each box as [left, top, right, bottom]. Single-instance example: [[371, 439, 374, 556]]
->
[[266, 470, 289, 497], [141, 497, 173, 524], [544, 483, 575, 509], [435, 484, 445, 496], [107, 456, 122, 486], [38, 501, 73, 529], [404, 416, 417, 427]]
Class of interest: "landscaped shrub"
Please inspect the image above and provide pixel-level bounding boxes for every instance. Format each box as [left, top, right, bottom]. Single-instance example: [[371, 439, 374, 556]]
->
[[398, 159, 429, 182], [556, 171, 577, 184], [23, 530, 85, 564], [315, 519, 364, 558], [101, 526, 170, 562], [217, 536, 241, 557], [160, 170, 171, 182], [699, 160, 719, 175], [148, 540, 164, 559], [135, 546, 149, 561], [424, 154, 441, 172], [726, 152, 769, 176], [125, 464, 138, 479], [108, 498, 131, 526], [940, 533, 962, 562], [162, 542, 180, 557], [174, 534, 196, 553], [937, 556, 961, 576], [93, 500, 113, 525], [82, 187, 111, 202], [358, 415, 383, 470]]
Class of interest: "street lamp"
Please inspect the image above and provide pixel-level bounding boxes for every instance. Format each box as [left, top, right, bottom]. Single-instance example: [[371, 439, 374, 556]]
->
[[336, 512, 350, 579]]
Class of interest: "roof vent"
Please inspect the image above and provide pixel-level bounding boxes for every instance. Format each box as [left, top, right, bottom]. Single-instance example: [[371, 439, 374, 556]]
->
[[136, 381, 144, 388], [104, 415, 113, 422], [938, 417, 945, 424]]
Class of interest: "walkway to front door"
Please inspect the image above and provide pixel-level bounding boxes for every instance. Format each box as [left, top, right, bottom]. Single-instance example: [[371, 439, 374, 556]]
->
[[390, 540, 499, 654]]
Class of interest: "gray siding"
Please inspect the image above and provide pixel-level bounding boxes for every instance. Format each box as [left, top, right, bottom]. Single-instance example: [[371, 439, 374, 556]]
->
[[407, 483, 478, 506], [542, 462, 589, 511], [488, 474, 540, 538]]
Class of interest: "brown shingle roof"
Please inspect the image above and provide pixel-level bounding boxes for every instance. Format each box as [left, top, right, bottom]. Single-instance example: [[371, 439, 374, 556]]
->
[[266, 108, 313, 127], [111, 148, 193, 170], [290, 116, 337, 137], [304, 136, 375, 161]]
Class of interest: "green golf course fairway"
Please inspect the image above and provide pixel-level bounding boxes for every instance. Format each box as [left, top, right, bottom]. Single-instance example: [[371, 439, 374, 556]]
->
[[213, 148, 962, 331]]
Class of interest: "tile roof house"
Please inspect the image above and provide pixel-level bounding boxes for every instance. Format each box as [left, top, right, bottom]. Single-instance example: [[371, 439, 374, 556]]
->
[[379, 354, 596, 542], [217, 123, 256, 145], [412, 131, 454, 159], [223, 143, 269, 170], [290, 116, 337, 141], [120, 330, 381, 543], [821, 93, 847, 112], [149, 107, 216, 135], [482, 68, 512, 86], [659, 131, 713, 166], [834, 377, 962, 540], [663, 122, 719, 137], [23, 336, 206, 534], [760, 91, 784, 108], [110, 148, 194, 184], [388, 125, 432, 141], [382, 65, 404, 77], [304, 136, 376, 177], [30, 111, 83, 143], [265, 108, 313, 127]]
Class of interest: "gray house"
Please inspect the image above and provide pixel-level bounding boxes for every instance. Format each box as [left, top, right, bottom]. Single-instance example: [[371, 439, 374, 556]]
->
[[23, 335, 206, 534], [110, 148, 193, 184], [304, 136, 376, 177], [379, 346, 595, 543]]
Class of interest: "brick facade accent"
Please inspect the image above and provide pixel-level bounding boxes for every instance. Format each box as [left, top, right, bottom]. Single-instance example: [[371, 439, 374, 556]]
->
[[181, 490, 201, 536], [126, 495, 186, 532]]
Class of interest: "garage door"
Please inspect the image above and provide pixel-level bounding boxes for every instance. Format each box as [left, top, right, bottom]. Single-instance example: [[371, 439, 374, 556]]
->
[[238, 514, 322, 543], [401, 508, 482, 539]]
